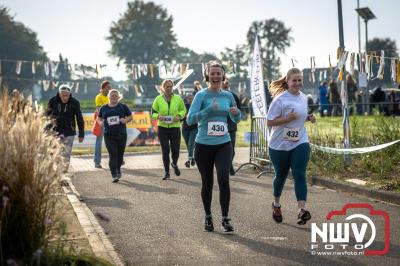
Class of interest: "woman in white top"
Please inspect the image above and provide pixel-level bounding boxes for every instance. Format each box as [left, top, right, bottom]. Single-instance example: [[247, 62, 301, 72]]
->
[[267, 68, 316, 225]]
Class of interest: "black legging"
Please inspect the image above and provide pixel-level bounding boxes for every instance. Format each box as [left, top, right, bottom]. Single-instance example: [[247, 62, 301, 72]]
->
[[157, 127, 181, 173], [104, 133, 127, 176], [194, 141, 232, 217]]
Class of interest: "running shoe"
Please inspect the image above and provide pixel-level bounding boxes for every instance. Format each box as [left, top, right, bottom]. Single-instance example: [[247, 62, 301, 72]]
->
[[171, 163, 181, 176], [162, 172, 170, 180], [112, 176, 119, 183], [297, 209, 311, 225], [191, 158, 195, 166], [184, 160, 190, 168], [272, 202, 283, 223], [222, 218, 234, 232], [204, 216, 214, 232]]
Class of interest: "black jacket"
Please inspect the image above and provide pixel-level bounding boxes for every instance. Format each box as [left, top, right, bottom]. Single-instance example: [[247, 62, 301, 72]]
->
[[227, 90, 241, 132], [46, 93, 84, 137]]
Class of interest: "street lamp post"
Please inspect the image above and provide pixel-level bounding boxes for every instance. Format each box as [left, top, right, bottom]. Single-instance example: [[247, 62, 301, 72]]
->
[[356, 7, 376, 53], [355, 7, 376, 114]]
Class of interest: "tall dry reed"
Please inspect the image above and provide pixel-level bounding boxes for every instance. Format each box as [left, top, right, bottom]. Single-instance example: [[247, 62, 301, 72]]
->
[[0, 90, 63, 264]]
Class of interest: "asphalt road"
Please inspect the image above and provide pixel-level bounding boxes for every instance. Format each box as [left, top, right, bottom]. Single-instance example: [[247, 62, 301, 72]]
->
[[70, 155, 400, 266]]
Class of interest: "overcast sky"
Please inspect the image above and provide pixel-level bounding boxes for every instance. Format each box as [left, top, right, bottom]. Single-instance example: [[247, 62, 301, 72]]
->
[[2, 0, 399, 80]]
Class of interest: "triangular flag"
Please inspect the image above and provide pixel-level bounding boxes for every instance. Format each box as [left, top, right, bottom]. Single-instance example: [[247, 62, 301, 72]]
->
[[44, 62, 50, 76], [16, 61, 22, 75], [150, 64, 154, 78], [32, 61, 36, 74]]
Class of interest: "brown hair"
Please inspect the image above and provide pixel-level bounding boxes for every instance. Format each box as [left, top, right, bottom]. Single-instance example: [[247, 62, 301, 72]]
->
[[204, 60, 225, 82], [269, 68, 302, 97], [101, 80, 110, 89]]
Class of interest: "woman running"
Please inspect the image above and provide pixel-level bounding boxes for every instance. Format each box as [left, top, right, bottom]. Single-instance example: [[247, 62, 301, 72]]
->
[[97, 89, 132, 183], [151, 79, 186, 180], [267, 68, 316, 225], [187, 60, 241, 232]]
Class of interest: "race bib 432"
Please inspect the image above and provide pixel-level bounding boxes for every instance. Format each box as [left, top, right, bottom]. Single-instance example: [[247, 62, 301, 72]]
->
[[283, 127, 300, 142]]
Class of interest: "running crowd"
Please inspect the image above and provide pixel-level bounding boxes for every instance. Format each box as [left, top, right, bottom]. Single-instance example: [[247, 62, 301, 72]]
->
[[45, 60, 316, 232]]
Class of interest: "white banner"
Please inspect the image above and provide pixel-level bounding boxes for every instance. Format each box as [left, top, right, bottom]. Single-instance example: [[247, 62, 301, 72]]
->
[[250, 36, 267, 117]]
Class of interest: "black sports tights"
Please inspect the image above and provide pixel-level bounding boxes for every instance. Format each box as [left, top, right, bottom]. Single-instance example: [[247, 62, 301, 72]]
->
[[194, 141, 232, 217]]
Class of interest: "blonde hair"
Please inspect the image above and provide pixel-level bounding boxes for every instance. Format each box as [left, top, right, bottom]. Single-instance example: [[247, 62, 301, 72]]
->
[[269, 68, 302, 97], [107, 89, 123, 100], [161, 79, 174, 93]]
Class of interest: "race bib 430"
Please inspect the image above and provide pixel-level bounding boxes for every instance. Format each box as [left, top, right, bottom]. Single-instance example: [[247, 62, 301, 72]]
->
[[283, 127, 300, 142], [207, 121, 228, 136]]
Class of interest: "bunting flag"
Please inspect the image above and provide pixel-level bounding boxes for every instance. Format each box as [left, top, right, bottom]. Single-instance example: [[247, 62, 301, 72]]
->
[[390, 59, 396, 82], [42, 80, 50, 91], [179, 63, 186, 76], [397, 60, 400, 83], [32, 61, 36, 74], [44, 62, 50, 76], [137, 65, 142, 78], [149, 64, 154, 78], [158, 64, 163, 77], [134, 84, 142, 96], [337, 51, 348, 81], [311, 56, 316, 83], [349, 53, 355, 77], [141, 64, 148, 76], [52, 81, 59, 89], [375, 50, 385, 80], [170, 63, 176, 76], [131, 64, 137, 80], [49, 61, 59, 76], [369, 55, 374, 79], [16, 61, 22, 75]]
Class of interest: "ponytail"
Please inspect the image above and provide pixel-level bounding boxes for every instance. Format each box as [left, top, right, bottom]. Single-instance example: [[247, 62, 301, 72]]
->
[[269, 68, 302, 97]]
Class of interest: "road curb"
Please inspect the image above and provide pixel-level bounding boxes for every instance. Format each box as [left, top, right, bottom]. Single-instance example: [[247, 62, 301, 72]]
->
[[61, 176, 125, 266], [310, 176, 400, 205]]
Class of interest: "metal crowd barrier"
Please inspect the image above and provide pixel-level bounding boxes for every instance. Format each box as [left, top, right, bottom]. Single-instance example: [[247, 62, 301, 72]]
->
[[235, 115, 273, 178]]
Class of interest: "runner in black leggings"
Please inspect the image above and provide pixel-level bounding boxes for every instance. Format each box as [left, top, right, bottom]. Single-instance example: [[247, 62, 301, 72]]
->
[[151, 79, 186, 180], [187, 61, 241, 232], [97, 89, 132, 183]]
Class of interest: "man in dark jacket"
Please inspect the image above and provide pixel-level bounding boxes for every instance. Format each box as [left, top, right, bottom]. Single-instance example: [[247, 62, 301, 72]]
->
[[47, 84, 84, 172], [223, 78, 241, 175]]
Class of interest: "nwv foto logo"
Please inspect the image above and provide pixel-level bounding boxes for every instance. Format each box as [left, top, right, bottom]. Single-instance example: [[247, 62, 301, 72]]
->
[[310, 203, 390, 256]]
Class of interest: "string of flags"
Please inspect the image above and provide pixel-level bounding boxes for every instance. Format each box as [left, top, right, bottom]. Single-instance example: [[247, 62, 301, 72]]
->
[[1, 49, 399, 93], [0, 57, 240, 81], [298, 48, 400, 84]]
